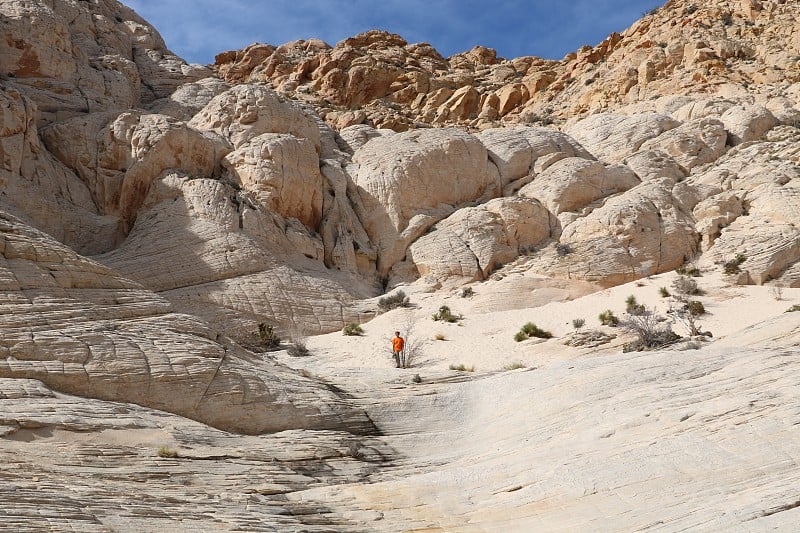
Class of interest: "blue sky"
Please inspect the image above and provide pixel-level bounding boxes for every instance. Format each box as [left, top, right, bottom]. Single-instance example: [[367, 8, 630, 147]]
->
[[125, 0, 663, 64]]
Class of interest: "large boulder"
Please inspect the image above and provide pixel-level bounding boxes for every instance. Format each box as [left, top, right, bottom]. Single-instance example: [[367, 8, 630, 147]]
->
[[188, 84, 321, 151], [349, 128, 500, 273], [398, 197, 554, 286], [565, 113, 681, 163], [222, 133, 323, 230], [519, 157, 640, 215]]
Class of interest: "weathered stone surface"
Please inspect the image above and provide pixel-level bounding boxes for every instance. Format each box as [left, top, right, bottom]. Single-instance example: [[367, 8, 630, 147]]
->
[[222, 133, 323, 229], [533, 178, 699, 285], [398, 197, 554, 286], [349, 128, 500, 273], [42, 110, 229, 232], [0, 211, 372, 435], [638, 118, 728, 172], [147, 77, 231, 121], [565, 113, 681, 163], [477, 126, 593, 187], [0, 0, 210, 125], [519, 157, 640, 215], [720, 104, 779, 145], [188, 83, 321, 150]]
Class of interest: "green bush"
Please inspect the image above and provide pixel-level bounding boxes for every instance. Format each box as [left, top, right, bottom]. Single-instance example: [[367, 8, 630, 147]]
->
[[432, 305, 460, 323], [723, 254, 747, 275], [378, 290, 410, 312], [625, 295, 645, 315], [599, 310, 619, 326], [257, 322, 281, 349], [687, 300, 706, 316], [157, 446, 178, 459], [572, 318, 586, 330], [659, 287, 670, 298], [676, 264, 701, 277], [514, 331, 528, 342], [517, 322, 553, 340], [342, 323, 364, 336]]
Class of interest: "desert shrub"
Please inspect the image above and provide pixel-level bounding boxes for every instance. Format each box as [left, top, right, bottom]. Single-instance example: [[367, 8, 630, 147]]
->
[[621, 307, 680, 352], [723, 254, 747, 275], [412, 373, 422, 383], [288, 340, 310, 357], [572, 318, 586, 330], [599, 310, 619, 326], [770, 284, 784, 301], [556, 243, 572, 256], [342, 322, 364, 336], [625, 295, 645, 315], [659, 287, 670, 298], [449, 363, 475, 372], [686, 300, 706, 316], [672, 275, 701, 297], [432, 305, 460, 323], [251, 322, 280, 351], [787, 304, 800, 313], [434, 332, 447, 341], [378, 290, 410, 312], [504, 361, 526, 371], [459, 287, 474, 298], [157, 446, 178, 459], [514, 331, 528, 342], [675, 263, 701, 277], [519, 322, 553, 339]]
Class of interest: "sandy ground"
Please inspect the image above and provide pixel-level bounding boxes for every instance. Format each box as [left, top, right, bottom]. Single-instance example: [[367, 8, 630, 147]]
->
[[303, 268, 800, 374]]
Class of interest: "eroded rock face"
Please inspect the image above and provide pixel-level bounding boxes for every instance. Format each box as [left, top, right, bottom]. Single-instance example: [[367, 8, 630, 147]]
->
[[398, 197, 554, 286], [0, 211, 372, 435], [349, 128, 500, 273]]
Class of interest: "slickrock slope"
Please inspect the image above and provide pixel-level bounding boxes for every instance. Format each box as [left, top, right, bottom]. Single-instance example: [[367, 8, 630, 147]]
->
[[2, 0, 800, 530]]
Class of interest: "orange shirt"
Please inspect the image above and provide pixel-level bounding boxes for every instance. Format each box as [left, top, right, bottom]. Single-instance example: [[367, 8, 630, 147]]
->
[[392, 336, 404, 352]]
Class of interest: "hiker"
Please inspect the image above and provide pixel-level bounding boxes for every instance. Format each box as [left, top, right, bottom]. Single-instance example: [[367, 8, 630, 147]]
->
[[392, 331, 404, 368]]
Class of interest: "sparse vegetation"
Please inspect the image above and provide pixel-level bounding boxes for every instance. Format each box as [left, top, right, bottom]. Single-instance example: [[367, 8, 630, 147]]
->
[[515, 322, 553, 341], [287, 338, 310, 357], [395, 315, 423, 369], [564, 329, 617, 348], [434, 332, 447, 341], [626, 295, 645, 315], [672, 275, 702, 297], [378, 290, 410, 312], [621, 307, 680, 352], [556, 243, 573, 257], [459, 286, 474, 298], [572, 318, 586, 331], [770, 284, 784, 301], [659, 287, 671, 298], [157, 446, 178, 459], [503, 361, 526, 371], [432, 305, 460, 323], [687, 300, 706, 316], [449, 363, 475, 372], [723, 254, 747, 275], [599, 309, 619, 326], [412, 373, 422, 383], [676, 264, 701, 277], [342, 322, 364, 336], [787, 304, 800, 313]]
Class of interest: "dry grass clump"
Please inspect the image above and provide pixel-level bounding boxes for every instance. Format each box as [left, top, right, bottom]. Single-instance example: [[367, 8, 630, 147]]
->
[[342, 322, 364, 336], [503, 361, 526, 371], [449, 363, 475, 372], [157, 446, 178, 459]]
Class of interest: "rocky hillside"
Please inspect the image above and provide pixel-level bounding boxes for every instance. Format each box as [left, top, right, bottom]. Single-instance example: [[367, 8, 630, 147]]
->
[[1, 0, 800, 529]]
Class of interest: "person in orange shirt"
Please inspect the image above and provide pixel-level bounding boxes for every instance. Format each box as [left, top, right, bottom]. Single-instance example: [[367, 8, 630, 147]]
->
[[392, 331, 404, 368]]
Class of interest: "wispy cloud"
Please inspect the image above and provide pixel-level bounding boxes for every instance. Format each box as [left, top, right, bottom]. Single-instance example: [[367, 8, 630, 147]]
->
[[124, 0, 662, 64]]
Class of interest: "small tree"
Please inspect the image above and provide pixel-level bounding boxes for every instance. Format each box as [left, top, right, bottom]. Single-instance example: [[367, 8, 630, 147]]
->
[[395, 315, 424, 369], [572, 318, 585, 331]]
